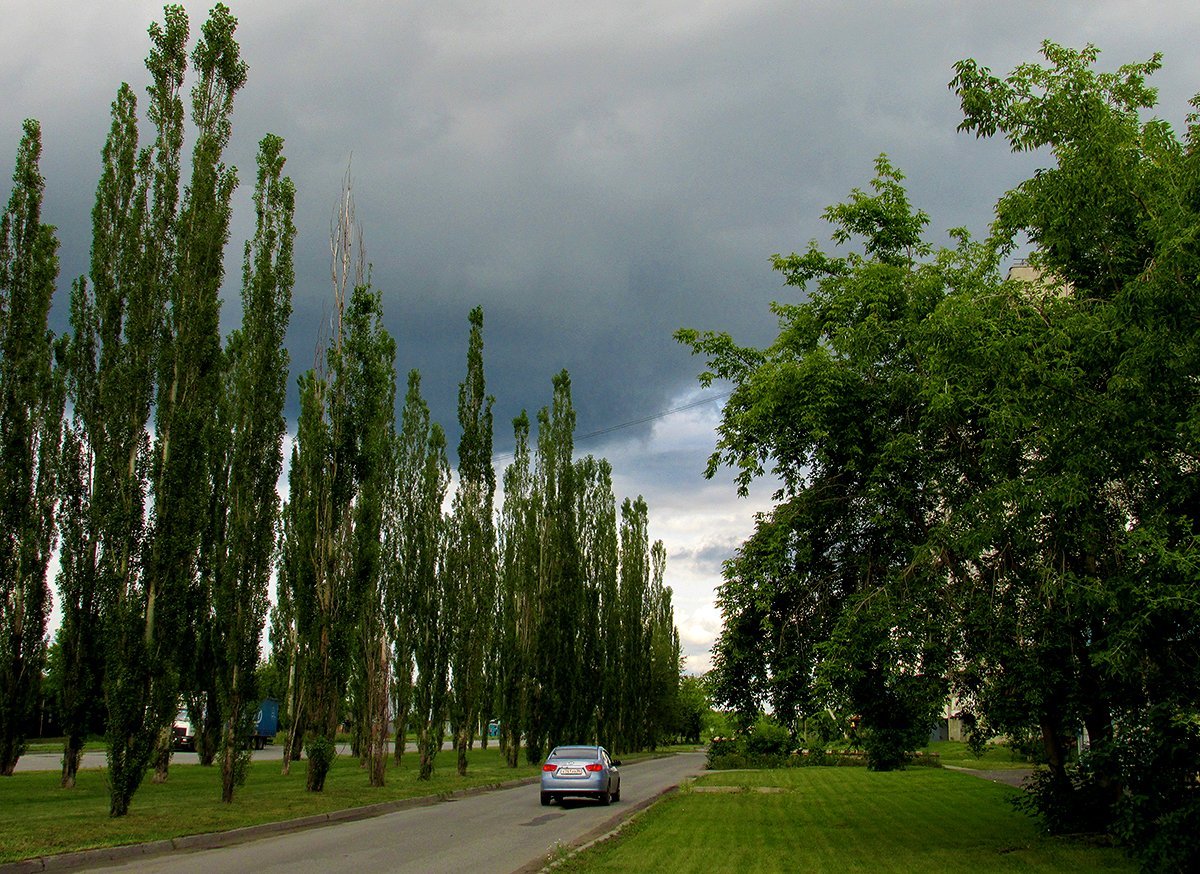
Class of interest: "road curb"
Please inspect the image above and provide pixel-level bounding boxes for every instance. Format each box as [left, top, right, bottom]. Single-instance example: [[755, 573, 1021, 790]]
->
[[1, 775, 542, 873], [511, 756, 701, 874], [528, 781, 692, 873]]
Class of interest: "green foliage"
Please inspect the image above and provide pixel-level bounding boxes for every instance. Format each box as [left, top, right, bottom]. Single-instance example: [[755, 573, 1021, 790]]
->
[[743, 716, 791, 757], [335, 271, 396, 787], [68, 73, 159, 800], [446, 306, 496, 777], [209, 131, 295, 802], [683, 156, 954, 771], [685, 38, 1200, 867], [946, 43, 1200, 865], [526, 371, 582, 757], [493, 373, 681, 766], [67, 2, 252, 814], [497, 411, 535, 767], [0, 0, 687, 831], [674, 675, 708, 744], [304, 735, 335, 793], [393, 370, 451, 781], [1091, 706, 1200, 870], [0, 118, 64, 776], [282, 176, 398, 792]]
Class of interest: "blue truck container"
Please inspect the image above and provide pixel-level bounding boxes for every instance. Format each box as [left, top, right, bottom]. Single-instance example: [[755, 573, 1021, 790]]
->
[[252, 698, 280, 749]]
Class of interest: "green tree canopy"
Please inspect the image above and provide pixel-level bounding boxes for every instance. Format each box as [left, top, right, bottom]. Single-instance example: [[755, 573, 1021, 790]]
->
[[682, 41, 1200, 865]]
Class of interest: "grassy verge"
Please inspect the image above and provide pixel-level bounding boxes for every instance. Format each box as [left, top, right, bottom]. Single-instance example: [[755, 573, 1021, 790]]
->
[[556, 767, 1133, 872], [21, 738, 104, 754], [919, 739, 1035, 770], [0, 746, 539, 863]]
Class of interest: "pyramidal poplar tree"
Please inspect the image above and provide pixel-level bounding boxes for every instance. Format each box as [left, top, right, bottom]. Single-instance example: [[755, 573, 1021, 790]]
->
[[525, 370, 580, 760], [341, 277, 396, 789], [60, 74, 161, 794], [0, 119, 65, 776], [98, 9, 188, 813], [396, 370, 451, 781], [69, 4, 250, 815], [496, 411, 535, 767], [283, 175, 397, 792], [207, 133, 295, 803], [141, 3, 247, 787], [447, 306, 497, 777], [574, 455, 617, 746]]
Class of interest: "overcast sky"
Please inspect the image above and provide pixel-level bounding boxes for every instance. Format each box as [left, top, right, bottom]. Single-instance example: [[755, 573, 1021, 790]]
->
[[4, 1, 1198, 672]]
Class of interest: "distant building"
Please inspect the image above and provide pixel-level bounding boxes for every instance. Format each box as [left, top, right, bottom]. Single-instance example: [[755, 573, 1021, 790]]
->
[[1006, 258, 1071, 297]]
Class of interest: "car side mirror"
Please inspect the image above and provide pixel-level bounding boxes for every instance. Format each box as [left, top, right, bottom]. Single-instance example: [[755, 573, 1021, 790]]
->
[[612, 759, 622, 767]]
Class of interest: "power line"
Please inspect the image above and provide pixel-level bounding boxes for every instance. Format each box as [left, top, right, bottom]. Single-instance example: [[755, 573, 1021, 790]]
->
[[491, 390, 733, 461], [576, 392, 733, 441]]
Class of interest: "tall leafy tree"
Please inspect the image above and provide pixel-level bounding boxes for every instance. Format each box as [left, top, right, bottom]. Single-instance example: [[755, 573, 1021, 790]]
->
[[141, 2, 247, 786], [206, 133, 294, 802], [680, 40, 1200, 866], [53, 390, 101, 788], [271, 503, 305, 771], [946, 43, 1200, 860], [381, 433, 410, 767], [526, 371, 580, 760], [447, 306, 497, 776], [0, 119, 64, 776], [616, 496, 650, 754], [576, 456, 617, 748], [72, 69, 166, 805], [74, 5, 185, 815], [645, 540, 680, 748], [395, 371, 451, 780], [287, 360, 349, 793], [341, 280, 396, 788], [496, 412, 536, 767], [86, 5, 251, 813], [677, 158, 957, 769], [285, 177, 389, 792]]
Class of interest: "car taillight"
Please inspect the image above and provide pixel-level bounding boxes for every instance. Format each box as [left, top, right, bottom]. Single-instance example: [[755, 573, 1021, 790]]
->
[[542, 764, 557, 772], [585, 763, 603, 772]]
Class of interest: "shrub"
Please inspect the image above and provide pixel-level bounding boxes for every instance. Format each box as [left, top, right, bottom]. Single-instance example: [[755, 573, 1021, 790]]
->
[[706, 735, 739, 767], [744, 716, 791, 757], [305, 735, 336, 791]]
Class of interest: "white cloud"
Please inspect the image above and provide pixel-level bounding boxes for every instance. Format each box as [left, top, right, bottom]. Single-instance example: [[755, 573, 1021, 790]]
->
[[593, 386, 777, 674]]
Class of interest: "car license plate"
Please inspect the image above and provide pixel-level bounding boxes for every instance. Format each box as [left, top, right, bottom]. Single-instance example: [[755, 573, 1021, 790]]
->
[[557, 767, 583, 776]]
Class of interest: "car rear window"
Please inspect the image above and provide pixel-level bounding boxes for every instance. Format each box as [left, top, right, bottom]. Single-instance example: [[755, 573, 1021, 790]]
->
[[551, 746, 598, 760]]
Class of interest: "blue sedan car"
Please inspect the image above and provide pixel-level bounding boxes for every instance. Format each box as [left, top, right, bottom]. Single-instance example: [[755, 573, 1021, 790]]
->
[[540, 745, 621, 806]]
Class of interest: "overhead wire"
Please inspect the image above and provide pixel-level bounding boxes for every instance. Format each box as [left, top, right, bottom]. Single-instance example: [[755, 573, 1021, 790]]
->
[[491, 389, 733, 461]]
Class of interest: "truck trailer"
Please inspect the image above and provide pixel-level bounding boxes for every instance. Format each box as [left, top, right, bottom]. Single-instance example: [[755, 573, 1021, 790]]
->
[[172, 698, 279, 751]]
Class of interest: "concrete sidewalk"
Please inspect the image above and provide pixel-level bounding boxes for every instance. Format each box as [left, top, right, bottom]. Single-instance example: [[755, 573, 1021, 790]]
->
[[944, 765, 1033, 787]]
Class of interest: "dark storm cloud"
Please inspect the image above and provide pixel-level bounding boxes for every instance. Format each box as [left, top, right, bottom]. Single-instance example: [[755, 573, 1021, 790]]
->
[[6, 0, 1199, 667], [8, 2, 1199, 448]]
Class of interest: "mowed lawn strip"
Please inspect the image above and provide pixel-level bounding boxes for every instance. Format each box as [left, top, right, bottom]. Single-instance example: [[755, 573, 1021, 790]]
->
[[558, 767, 1135, 873], [920, 739, 1035, 770], [0, 747, 540, 863]]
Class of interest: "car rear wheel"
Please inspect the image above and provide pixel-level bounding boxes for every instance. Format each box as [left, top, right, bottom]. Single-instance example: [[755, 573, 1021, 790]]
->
[[540, 792, 551, 806], [599, 788, 611, 806], [611, 782, 620, 802]]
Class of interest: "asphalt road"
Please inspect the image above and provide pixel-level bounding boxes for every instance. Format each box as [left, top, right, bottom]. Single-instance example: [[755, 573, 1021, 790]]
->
[[58, 752, 706, 873]]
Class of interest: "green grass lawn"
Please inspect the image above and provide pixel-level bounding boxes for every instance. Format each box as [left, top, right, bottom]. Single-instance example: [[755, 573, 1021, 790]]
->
[[0, 745, 539, 863], [21, 737, 105, 754], [919, 739, 1036, 770], [556, 767, 1134, 872]]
